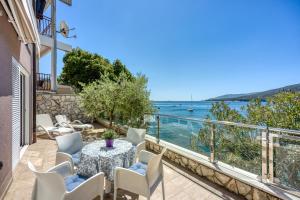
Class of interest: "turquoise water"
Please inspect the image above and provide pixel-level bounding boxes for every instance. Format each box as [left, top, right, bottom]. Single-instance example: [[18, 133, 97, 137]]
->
[[153, 101, 248, 118], [147, 101, 248, 154]]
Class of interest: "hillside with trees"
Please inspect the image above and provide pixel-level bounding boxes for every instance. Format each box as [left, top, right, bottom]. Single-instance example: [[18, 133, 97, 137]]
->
[[208, 83, 300, 101]]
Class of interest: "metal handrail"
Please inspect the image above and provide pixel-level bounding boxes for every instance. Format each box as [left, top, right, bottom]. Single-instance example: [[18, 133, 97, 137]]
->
[[146, 113, 300, 136], [146, 113, 300, 191], [37, 15, 52, 37], [36, 73, 51, 91]]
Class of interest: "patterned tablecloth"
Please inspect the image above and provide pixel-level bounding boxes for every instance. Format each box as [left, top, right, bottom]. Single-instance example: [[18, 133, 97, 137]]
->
[[77, 139, 135, 181]]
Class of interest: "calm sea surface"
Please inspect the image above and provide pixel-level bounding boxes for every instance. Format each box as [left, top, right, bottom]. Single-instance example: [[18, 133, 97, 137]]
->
[[153, 101, 248, 118], [148, 101, 249, 152]]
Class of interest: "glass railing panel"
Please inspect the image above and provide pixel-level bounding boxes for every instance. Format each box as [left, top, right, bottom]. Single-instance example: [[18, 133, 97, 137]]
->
[[145, 115, 211, 157], [145, 114, 158, 138], [213, 124, 262, 175], [271, 133, 300, 190]]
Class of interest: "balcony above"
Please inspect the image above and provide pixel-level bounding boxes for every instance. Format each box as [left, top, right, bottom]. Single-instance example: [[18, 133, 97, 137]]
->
[[37, 15, 52, 37]]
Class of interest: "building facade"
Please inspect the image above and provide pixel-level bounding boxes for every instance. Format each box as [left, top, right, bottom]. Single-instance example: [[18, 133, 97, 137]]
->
[[0, 0, 39, 197]]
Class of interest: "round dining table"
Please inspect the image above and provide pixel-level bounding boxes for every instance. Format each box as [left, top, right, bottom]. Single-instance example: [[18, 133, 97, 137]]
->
[[77, 139, 136, 181]]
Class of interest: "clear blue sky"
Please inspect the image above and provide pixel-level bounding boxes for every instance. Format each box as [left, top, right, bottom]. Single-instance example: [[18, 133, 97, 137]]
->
[[40, 0, 300, 101]]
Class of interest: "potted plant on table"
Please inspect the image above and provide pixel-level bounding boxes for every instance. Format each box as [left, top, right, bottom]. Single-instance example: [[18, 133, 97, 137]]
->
[[102, 129, 117, 148]]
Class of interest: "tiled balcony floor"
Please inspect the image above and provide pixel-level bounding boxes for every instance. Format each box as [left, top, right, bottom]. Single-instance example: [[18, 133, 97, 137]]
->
[[4, 139, 242, 200]]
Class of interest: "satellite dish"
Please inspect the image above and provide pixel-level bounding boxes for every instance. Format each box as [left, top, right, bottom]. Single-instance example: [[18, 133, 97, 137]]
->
[[59, 21, 70, 38]]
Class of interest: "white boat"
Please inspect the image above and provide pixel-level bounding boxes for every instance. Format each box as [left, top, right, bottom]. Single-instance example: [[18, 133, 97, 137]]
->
[[187, 95, 194, 112]]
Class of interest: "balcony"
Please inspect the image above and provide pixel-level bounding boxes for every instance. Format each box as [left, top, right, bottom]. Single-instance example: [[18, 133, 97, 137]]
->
[[3, 115, 300, 200], [36, 73, 51, 91], [3, 132, 241, 200], [37, 15, 52, 37], [145, 114, 300, 199]]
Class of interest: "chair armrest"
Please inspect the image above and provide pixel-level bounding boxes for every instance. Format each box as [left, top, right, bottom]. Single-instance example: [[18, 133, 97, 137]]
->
[[71, 120, 83, 125], [135, 141, 146, 162], [56, 152, 74, 169], [114, 167, 147, 192], [48, 161, 74, 178], [36, 125, 55, 139], [138, 150, 156, 164], [65, 172, 105, 200]]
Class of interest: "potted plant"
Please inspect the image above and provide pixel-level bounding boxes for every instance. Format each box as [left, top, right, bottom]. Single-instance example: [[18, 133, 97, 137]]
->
[[102, 129, 117, 148]]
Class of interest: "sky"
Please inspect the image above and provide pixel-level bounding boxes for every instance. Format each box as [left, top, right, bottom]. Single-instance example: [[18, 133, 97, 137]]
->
[[39, 0, 300, 101]]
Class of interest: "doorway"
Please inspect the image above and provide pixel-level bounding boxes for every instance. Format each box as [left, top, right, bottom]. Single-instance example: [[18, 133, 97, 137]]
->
[[12, 58, 30, 170]]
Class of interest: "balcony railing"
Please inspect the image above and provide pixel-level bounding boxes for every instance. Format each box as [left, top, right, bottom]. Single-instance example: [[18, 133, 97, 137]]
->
[[37, 15, 52, 37], [145, 114, 300, 192], [36, 73, 51, 91]]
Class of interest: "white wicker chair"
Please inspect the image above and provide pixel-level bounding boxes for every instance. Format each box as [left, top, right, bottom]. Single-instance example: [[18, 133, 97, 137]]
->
[[28, 161, 104, 200], [126, 128, 146, 161], [114, 148, 167, 200], [36, 114, 74, 139], [55, 115, 94, 131]]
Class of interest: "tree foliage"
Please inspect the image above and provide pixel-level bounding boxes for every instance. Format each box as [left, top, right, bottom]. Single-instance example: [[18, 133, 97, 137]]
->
[[246, 92, 300, 129], [58, 48, 133, 91], [191, 92, 300, 181], [79, 73, 153, 127]]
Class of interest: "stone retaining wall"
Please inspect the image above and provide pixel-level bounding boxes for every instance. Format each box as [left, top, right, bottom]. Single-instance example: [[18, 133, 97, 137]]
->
[[36, 92, 91, 123], [146, 140, 281, 200]]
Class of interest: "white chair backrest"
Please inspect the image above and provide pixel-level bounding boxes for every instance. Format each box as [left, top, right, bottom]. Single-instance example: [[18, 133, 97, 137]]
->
[[56, 132, 83, 154], [126, 128, 146, 145], [28, 162, 66, 200], [146, 148, 167, 187], [36, 114, 54, 128], [55, 115, 70, 124]]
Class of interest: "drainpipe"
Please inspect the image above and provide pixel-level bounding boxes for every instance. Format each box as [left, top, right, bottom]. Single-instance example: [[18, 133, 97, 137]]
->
[[32, 43, 37, 143], [50, 0, 57, 91]]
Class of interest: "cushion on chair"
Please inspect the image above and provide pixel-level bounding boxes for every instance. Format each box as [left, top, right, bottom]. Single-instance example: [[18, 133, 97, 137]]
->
[[64, 175, 87, 191], [71, 151, 81, 165], [129, 162, 148, 175], [72, 124, 93, 130], [126, 128, 146, 145], [56, 132, 83, 154]]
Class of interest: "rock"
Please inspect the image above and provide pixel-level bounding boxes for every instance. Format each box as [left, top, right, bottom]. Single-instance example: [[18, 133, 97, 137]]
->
[[226, 179, 238, 194], [188, 159, 197, 170], [36, 93, 90, 123], [215, 172, 231, 185], [253, 189, 267, 200], [236, 180, 251, 196], [154, 145, 160, 152], [36, 95, 42, 101], [207, 176, 215, 183], [181, 157, 188, 165], [246, 193, 253, 200], [196, 166, 202, 176], [213, 177, 223, 186], [200, 165, 214, 177]]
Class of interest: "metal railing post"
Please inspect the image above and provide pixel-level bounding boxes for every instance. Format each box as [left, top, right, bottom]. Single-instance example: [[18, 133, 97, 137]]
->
[[268, 130, 274, 183], [210, 123, 216, 163], [156, 115, 160, 144], [261, 128, 269, 183]]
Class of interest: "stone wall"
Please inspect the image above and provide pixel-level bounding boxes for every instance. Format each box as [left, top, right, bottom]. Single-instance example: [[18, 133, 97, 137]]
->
[[36, 92, 91, 123], [146, 140, 281, 200]]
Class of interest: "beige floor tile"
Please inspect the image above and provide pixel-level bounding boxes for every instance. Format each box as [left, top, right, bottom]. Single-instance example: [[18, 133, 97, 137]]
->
[[4, 139, 242, 200]]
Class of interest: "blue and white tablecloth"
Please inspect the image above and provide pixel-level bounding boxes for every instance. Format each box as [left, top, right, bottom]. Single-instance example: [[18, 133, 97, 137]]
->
[[77, 139, 135, 181]]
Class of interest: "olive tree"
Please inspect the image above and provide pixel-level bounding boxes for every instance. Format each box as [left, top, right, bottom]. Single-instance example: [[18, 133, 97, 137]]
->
[[80, 73, 153, 128]]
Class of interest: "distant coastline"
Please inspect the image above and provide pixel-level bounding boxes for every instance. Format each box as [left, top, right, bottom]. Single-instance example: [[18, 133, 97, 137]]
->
[[207, 83, 300, 101]]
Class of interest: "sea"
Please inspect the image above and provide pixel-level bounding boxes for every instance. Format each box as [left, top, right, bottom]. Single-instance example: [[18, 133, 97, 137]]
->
[[147, 101, 249, 154], [153, 101, 248, 118]]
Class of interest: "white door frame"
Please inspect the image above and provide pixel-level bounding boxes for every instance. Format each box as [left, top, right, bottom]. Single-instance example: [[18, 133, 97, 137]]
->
[[18, 61, 30, 145], [12, 57, 30, 170]]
